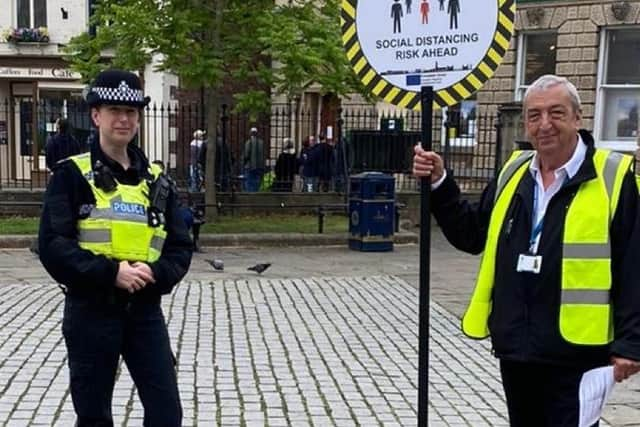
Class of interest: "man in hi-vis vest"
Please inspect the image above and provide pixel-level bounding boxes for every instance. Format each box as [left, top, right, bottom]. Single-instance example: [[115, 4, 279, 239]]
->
[[413, 74, 640, 426], [39, 69, 193, 426]]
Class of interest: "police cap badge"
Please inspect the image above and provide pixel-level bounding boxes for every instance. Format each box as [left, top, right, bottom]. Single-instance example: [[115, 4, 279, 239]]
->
[[86, 69, 151, 108]]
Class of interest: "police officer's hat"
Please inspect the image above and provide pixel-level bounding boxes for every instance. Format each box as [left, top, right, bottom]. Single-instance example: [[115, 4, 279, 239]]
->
[[86, 69, 151, 108]]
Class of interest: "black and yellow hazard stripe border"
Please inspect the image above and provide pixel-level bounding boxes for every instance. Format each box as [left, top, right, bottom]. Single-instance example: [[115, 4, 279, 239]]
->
[[341, 0, 515, 110]]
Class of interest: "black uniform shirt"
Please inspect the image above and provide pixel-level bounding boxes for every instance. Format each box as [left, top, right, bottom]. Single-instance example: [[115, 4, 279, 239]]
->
[[39, 139, 193, 302], [430, 130, 640, 366]]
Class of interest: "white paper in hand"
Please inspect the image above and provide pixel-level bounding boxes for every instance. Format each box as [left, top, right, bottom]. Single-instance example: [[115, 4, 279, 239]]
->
[[579, 366, 615, 427]]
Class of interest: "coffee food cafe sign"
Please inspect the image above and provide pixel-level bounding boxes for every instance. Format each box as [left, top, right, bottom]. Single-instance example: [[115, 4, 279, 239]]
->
[[341, 0, 515, 110], [0, 67, 81, 79]]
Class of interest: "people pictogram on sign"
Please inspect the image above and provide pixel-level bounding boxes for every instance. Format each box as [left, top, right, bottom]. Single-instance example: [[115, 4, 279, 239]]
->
[[391, 0, 403, 33], [420, 0, 430, 24], [439, 0, 445, 11], [405, 0, 412, 14], [448, 0, 460, 29]]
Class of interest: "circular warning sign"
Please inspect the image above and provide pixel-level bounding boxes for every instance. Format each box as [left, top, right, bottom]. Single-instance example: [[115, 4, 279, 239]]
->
[[341, 0, 515, 110]]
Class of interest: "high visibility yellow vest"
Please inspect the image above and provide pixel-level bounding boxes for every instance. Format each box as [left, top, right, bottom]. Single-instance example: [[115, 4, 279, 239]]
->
[[462, 148, 631, 345], [70, 153, 167, 262]]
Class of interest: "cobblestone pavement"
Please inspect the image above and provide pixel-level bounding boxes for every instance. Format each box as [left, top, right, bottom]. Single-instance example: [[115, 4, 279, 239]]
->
[[0, 277, 510, 426], [0, 231, 638, 426]]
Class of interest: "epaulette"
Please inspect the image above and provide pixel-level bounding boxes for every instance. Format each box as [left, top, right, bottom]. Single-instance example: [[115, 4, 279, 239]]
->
[[51, 157, 74, 171]]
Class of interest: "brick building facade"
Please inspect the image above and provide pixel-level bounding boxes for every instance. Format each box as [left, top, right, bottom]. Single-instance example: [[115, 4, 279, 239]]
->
[[477, 0, 640, 154]]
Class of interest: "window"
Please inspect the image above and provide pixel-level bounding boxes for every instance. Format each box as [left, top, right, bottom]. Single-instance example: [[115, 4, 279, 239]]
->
[[39, 90, 89, 150], [88, 0, 98, 36], [448, 99, 477, 138], [515, 32, 557, 100], [595, 29, 640, 150], [441, 95, 477, 150], [17, 0, 47, 28]]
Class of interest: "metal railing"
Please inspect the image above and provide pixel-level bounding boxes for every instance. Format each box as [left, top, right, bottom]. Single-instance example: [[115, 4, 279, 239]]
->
[[0, 98, 501, 193]]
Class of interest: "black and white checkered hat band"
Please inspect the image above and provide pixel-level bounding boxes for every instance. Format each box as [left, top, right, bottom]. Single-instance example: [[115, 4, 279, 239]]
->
[[90, 81, 145, 104]]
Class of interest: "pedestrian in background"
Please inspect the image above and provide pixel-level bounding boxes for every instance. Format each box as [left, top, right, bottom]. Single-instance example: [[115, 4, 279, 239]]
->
[[273, 138, 298, 192], [300, 135, 318, 192], [153, 159, 206, 253], [45, 117, 82, 171], [243, 126, 265, 192], [38, 69, 193, 427], [331, 136, 349, 193], [215, 132, 233, 192], [35, 118, 83, 255], [413, 74, 640, 426], [314, 132, 334, 192], [189, 129, 206, 192]]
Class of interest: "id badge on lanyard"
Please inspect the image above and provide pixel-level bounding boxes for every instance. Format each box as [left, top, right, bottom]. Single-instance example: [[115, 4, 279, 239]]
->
[[516, 184, 544, 274], [515, 170, 569, 274], [517, 253, 542, 274]]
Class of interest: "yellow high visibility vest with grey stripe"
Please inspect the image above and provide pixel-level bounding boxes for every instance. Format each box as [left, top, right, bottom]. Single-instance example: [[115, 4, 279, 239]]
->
[[462, 148, 632, 345], [70, 153, 167, 262]]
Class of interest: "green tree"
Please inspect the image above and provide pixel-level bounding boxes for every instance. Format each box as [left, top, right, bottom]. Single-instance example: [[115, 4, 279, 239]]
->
[[65, 0, 366, 220]]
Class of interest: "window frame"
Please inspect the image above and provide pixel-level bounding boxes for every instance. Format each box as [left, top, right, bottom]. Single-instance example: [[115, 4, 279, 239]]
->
[[440, 95, 478, 148], [16, 0, 47, 29], [594, 26, 640, 152], [514, 30, 558, 102]]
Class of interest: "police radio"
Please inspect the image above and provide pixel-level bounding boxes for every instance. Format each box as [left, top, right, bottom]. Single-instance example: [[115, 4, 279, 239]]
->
[[93, 160, 117, 193], [147, 174, 171, 227]]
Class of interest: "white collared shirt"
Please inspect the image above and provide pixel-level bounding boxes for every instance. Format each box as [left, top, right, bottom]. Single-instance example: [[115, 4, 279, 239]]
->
[[528, 135, 586, 252]]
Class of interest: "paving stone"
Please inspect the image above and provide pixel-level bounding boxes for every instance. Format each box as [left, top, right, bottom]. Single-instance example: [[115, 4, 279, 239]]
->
[[1, 276, 513, 426]]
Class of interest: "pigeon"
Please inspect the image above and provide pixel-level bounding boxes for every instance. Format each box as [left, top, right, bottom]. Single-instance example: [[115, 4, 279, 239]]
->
[[205, 259, 224, 271], [248, 263, 271, 274], [29, 240, 39, 256]]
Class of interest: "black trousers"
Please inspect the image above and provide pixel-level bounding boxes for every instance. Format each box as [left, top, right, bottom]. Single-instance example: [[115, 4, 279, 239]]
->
[[500, 359, 599, 427], [62, 295, 181, 427]]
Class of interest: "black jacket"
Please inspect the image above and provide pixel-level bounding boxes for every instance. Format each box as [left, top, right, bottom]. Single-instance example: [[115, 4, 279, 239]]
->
[[38, 139, 193, 303], [432, 130, 640, 367], [275, 152, 298, 182], [310, 142, 334, 180]]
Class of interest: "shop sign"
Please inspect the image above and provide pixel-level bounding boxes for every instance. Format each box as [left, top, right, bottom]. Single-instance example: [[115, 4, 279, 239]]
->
[[0, 67, 81, 80]]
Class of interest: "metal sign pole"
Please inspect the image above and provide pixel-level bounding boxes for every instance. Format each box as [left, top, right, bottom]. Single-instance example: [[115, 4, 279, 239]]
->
[[418, 86, 433, 427], [339, 2, 515, 425]]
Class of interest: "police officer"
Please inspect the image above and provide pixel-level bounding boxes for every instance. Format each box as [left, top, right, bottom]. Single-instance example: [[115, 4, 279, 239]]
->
[[38, 69, 193, 427]]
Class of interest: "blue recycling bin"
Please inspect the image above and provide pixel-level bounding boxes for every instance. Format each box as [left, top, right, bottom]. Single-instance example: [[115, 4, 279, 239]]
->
[[348, 172, 395, 251]]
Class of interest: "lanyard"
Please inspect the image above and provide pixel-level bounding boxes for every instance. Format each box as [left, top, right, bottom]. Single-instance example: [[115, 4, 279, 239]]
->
[[529, 211, 543, 253], [529, 173, 569, 253]]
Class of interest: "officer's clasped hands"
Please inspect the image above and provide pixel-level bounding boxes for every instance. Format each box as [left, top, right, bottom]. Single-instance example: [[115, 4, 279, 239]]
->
[[116, 260, 156, 293]]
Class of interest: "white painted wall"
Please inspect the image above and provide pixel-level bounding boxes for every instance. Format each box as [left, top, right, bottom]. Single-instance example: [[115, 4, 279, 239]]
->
[[0, 2, 13, 31], [0, 0, 177, 103], [0, 1, 181, 176], [0, 0, 88, 55], [142, 54, 179, 165], [48, 0, 89, 44], [0, 81, 9, 182]]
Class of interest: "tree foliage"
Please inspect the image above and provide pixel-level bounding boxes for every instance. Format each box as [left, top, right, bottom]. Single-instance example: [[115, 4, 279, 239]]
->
[[65, 0, 367, 113], [64, 0, 368, 221]]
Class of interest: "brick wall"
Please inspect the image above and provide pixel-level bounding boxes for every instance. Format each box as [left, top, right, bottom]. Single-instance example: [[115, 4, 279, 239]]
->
[[477, 0, 640, 132]]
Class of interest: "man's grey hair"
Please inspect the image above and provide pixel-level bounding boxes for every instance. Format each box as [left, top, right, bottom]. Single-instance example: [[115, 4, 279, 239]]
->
[[523, 74, 582, 114]]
